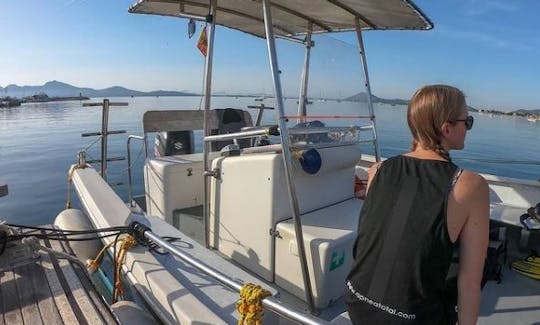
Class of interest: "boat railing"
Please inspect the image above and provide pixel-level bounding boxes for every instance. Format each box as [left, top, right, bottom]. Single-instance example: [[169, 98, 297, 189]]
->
[[203, 125, 280, 143], [81, 99, 128, 182], [126, 135, 147, 207], [246, 103, 275, 126], [134, 221, 330, 325]]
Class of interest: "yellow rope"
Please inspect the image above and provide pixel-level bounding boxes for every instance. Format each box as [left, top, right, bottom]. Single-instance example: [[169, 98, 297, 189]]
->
[[86, 240, 116, 273], [237, 283, 271, 325], [85, 234, 138, 303], [113, 235, 138, 303], [291, 149, 304, 161]]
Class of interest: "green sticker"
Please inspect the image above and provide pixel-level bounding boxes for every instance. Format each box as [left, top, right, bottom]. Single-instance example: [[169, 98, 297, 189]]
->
[[330, 250, 345, 271]]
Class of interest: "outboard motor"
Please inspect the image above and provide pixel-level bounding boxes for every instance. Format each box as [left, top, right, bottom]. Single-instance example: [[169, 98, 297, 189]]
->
[[154, 130, 195, 157]]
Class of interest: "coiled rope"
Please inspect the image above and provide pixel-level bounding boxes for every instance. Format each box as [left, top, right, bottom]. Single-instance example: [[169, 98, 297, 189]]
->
[[113, 235, 138, 302], [237, 283, 271, 325], [85, 234, 138, 302]]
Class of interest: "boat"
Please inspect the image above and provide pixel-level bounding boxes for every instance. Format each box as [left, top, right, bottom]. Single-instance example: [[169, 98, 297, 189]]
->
[[61, 0, 540, 324], [527, 115, 538, 122], [0, 96, 22, 108]]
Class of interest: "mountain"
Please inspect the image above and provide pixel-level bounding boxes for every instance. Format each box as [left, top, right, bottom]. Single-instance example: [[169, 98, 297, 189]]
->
[[511, 108, 540, 115], [344, 92, 483, 112], [0, 80, 195, 98], [344, 92, 408, 106]]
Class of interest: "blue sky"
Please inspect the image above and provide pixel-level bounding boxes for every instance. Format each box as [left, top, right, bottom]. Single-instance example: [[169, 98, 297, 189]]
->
[[1, 0, 539, 111]]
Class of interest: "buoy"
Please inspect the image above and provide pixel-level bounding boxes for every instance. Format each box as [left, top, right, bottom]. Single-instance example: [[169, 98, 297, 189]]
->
[[299, 148, 322, 174], [54, 209, 103, 265]]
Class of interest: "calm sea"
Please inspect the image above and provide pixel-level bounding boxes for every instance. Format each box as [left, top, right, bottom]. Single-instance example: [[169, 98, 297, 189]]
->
[[1, 96, 539, 225]]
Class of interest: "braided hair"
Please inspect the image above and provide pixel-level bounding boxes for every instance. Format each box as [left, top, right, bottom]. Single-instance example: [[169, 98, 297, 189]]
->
[[407, 85, 466, 162]]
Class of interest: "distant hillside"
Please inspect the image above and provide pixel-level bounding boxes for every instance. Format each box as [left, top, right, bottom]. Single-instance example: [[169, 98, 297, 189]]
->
[[344, 92, 408, 106], [344, 92, 483, 112], [511, 108, 540, 115], [0, 80, 195, 98]]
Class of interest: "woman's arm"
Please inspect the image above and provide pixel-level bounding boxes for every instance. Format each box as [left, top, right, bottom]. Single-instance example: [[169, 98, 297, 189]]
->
[[457, 172, 490, 325]]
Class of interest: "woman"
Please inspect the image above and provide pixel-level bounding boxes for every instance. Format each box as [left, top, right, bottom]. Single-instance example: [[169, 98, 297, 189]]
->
[[345, 85, 489, 324]]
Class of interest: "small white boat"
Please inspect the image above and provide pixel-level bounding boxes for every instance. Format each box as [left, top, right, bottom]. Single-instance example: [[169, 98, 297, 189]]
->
[[527, 115, 538, 122], [64, 1, 540, 324]]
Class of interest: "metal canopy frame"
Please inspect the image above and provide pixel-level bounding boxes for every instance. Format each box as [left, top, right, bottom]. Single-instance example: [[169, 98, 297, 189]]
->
[[129, 0, 432, 316], [130, 0, 433, 39]]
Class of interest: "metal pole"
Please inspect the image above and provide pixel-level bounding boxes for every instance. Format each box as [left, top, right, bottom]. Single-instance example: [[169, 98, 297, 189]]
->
[[142, 230, 328, 325], [127, 135, 145, 207], [202, 0, 217, 248], [261, 0, 316, 313], [101, 99, 110, 180], [297, 24, 312, 124], [256, 104, 265, 126], [204, 128, 275, 142], [354, 19, 380, 161]]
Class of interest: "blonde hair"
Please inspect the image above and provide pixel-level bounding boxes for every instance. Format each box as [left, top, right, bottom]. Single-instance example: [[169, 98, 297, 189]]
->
[[407, 85, 466, 161]]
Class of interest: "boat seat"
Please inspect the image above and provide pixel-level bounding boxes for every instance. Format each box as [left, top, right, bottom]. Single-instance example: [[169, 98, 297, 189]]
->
[[275, 198, 363, 308], [145, 152, 216, 223], [142, 108, 253, 152], [211, 108, 253, 151]]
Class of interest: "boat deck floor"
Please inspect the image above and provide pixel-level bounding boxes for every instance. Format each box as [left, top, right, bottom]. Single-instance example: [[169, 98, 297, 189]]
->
[[479, 227, 540, 324], [0, 225, 117, 325], [479, 265, 540, 325]]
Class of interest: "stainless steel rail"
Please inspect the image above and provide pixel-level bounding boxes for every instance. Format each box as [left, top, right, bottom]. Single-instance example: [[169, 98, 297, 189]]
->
[[354, 19, 380, 162], [297, 24, 312, 123], [82, 99, 128, 181], [203, 128, 276, 142], [202, 0, 217, 249], [288, 125, 373, 135], [126, 135, 146, 207], [143, 229, 329, 325], [262, 0, 316, 313]]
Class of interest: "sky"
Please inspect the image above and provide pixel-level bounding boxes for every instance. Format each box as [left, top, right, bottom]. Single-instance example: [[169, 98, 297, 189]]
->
[[1, 0, 539, 111]]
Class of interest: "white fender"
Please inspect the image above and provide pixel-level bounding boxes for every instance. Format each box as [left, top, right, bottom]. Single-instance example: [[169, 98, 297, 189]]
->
[[111, 301, 156, 325], [54, 209, 103, 264]]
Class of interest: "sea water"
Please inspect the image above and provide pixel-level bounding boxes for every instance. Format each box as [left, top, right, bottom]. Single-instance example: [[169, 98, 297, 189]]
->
[[1, 96, 539, 225]]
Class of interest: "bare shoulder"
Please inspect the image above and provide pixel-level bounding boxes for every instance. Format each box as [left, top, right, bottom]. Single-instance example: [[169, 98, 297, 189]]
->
[[456, 170, 488, 193], [454, 169, 489, 209]]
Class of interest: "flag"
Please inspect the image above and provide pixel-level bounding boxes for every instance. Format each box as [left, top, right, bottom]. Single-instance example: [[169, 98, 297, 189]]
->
[[188, 19, 196, 39], [197, 26, 208, 56]]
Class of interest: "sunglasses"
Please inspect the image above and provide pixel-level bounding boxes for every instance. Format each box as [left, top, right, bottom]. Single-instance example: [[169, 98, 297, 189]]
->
[[452, 115, 474, 130]]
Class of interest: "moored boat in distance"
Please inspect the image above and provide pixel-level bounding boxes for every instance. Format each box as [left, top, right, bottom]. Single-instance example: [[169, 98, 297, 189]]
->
[[59, 1, 540, 324], [527, 115, 538, 122]]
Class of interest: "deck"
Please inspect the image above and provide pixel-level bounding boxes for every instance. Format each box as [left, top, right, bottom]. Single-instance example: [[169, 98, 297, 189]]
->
[[0, 226, 117, 325], [479, 225, 540, 324]]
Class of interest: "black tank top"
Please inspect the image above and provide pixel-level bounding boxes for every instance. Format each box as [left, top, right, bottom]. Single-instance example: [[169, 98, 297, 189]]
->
[[346, 155, 460, 324]]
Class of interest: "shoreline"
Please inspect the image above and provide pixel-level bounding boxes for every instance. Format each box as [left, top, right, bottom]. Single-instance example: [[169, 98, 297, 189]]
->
[[23, 95, 90, 103]]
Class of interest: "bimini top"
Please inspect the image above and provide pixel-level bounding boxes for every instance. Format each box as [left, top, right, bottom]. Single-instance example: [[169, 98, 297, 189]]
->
[[129, 0, 433, 39]]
